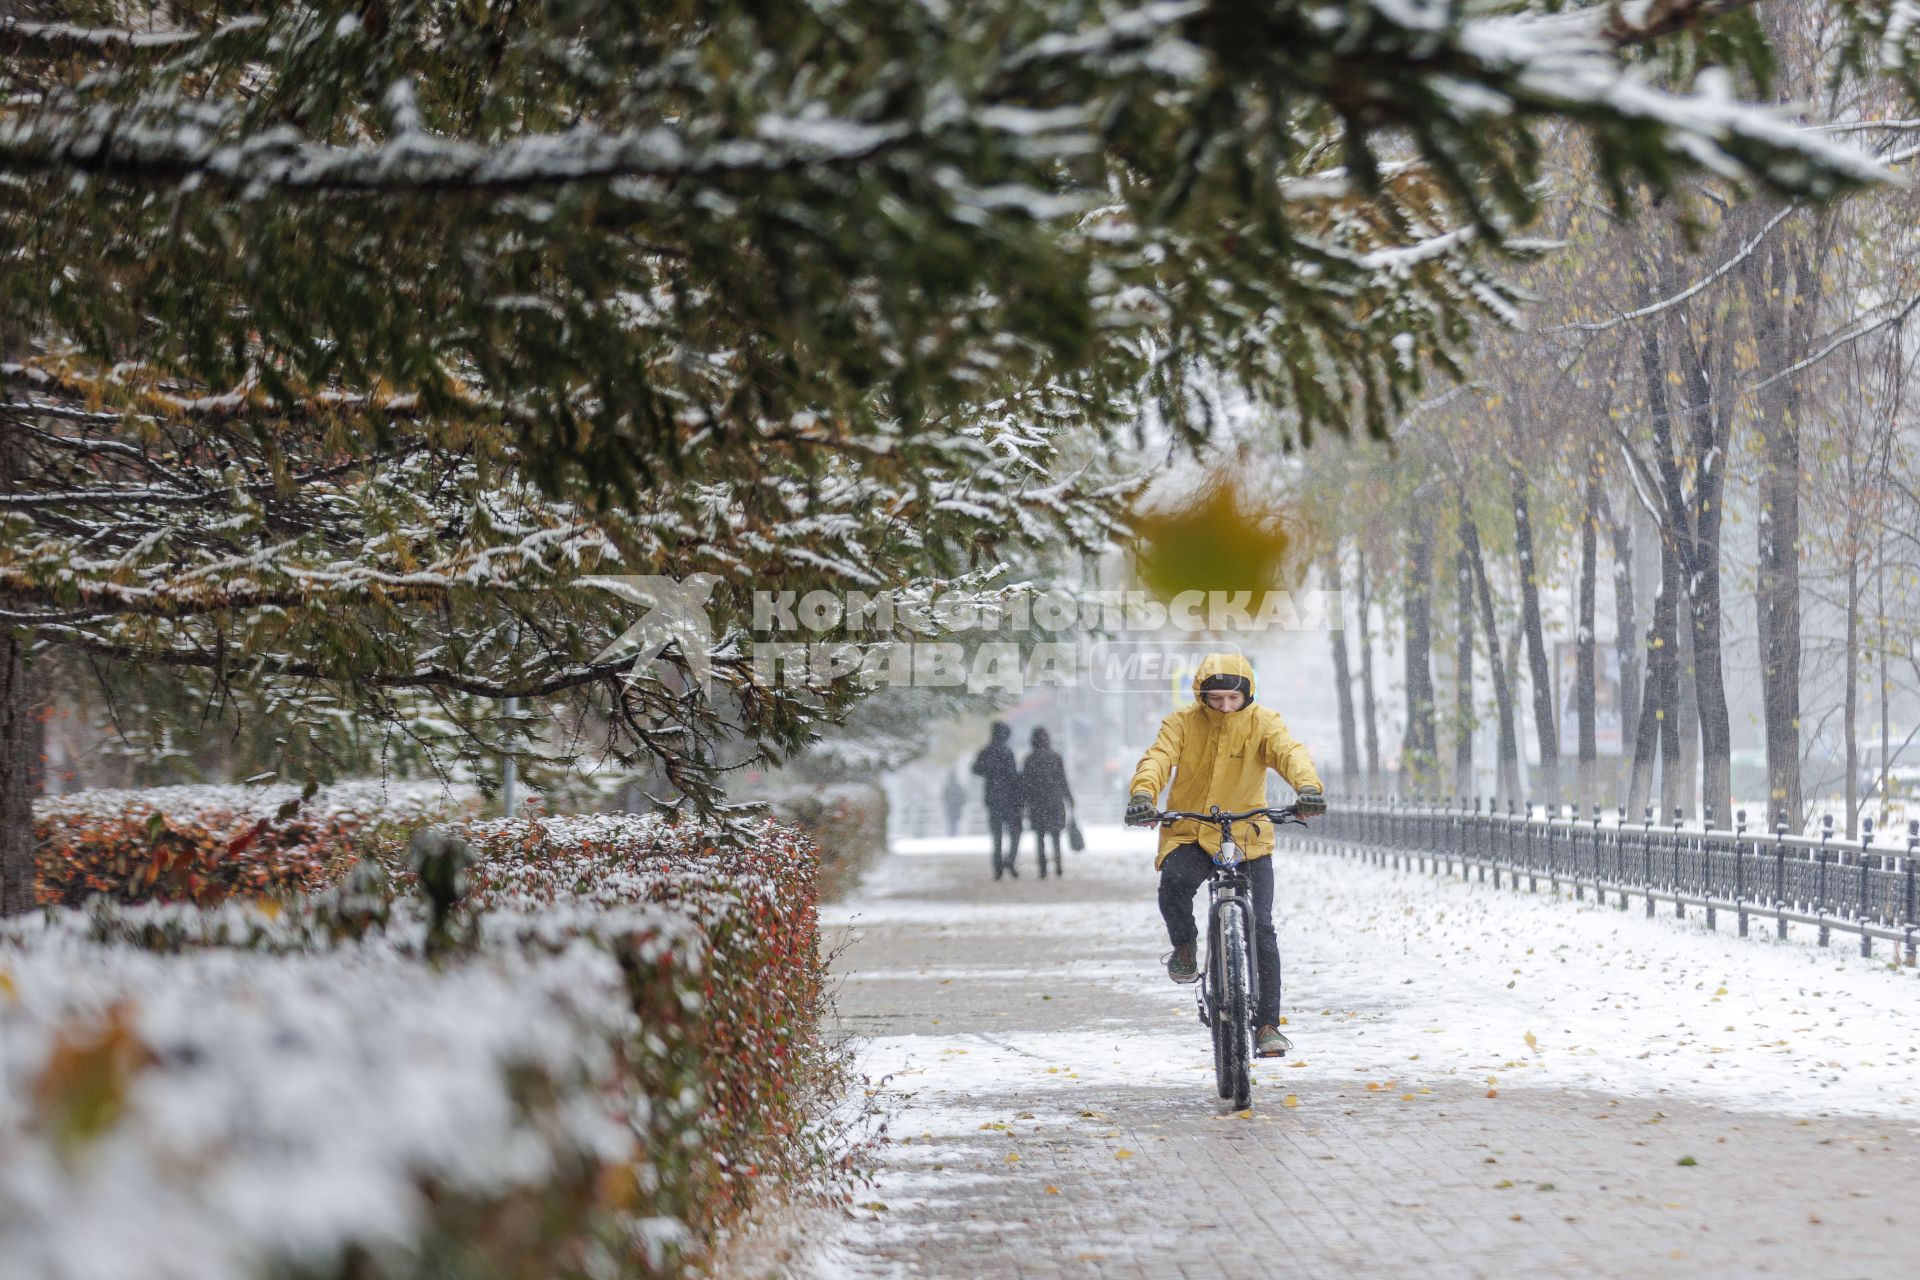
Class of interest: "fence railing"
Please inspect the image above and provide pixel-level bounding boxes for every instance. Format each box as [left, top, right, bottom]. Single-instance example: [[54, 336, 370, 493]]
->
[[1312, 797, 1920, 963]]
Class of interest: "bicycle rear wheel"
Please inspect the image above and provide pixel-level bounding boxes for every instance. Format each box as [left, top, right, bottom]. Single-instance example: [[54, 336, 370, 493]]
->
[[1212, 907, 1253, 1109]]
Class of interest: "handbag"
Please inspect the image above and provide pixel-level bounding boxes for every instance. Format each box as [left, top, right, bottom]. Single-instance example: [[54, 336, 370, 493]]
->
[[1066, 801, 1085, 853]]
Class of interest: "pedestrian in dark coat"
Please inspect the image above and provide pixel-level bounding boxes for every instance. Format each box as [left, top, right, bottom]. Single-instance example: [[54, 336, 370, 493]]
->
[[971, 721, 1023, 879], [1021, 727, 1074, 879], [941, 771, 967, 837]]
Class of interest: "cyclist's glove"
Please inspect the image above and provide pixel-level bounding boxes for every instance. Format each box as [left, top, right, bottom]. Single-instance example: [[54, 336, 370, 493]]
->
[[1125, 794, 1156, 827], [1296, 785, 1326, 818]]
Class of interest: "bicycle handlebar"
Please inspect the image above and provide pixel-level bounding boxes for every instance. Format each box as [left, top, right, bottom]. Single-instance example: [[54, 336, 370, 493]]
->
[[1153, 805, 1305, 828]]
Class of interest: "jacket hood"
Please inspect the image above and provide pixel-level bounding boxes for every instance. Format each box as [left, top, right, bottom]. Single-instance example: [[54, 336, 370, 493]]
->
[[989, 721, 1012, 744], [1190, 652, 1257, 705], [1030, 727, 1051, 750]]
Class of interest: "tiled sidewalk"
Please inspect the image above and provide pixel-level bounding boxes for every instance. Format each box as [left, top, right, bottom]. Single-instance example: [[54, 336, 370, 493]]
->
[[801, 835, 1920, 1280]]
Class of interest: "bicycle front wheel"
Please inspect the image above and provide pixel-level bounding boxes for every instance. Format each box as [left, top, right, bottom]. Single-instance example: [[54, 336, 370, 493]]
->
[[1216, 908, 1253, 1110]]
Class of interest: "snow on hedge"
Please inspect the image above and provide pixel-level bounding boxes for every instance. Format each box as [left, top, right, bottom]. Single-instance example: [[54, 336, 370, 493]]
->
[[34, 778, 482, 832], [0, 809, 827, 1280]]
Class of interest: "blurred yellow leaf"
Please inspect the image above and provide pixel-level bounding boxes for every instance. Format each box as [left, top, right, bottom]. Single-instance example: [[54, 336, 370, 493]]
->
[[1131, 479, 1294, 600], [1114, 1148, 1134, 1160], [34, 1001, 153, 1158], [1282, 1094, 1300, 1108], [1524, 1030, 1538, 1052]]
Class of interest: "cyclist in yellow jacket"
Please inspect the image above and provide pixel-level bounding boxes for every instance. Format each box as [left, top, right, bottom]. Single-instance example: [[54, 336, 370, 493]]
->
[[1124, 653, 1325, 1058]]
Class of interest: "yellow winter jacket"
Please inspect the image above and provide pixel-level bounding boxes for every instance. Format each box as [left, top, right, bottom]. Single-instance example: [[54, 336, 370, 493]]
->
[[1128, 653, 1323, 868]]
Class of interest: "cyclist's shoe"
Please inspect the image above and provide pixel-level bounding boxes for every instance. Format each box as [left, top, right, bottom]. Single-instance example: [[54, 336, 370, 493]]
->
[[1164, 943, 1198, 984], [1255, 1025, 1292, 1058]]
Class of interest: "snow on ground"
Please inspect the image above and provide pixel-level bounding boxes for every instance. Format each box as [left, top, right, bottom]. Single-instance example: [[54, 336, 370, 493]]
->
[[829, 824, 1920, 1124]]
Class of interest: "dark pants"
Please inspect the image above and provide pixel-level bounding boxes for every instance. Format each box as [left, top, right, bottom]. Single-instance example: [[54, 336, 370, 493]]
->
[[988, 807, 1021, 871], [1158, 843, 1281, 1027], [1030, 828, 1063, 876]]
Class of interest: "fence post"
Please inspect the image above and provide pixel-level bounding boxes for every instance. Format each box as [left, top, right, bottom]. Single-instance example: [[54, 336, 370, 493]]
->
[[1735, 809, 1749, 938], [1574, 804, 1588, 902], [1673, 806, 1686, 920], [1774, 810, 1790, 941], [1644, 806, 1657, 918], [1529, 803, 1541, 895], [1817, 813, 1833, 948], [1702, 806, 1716, 931], [1617, 804, 1630, 910], [1859, 816, 1875, 960], [1547, 803, 1560, 897], [1905, 820, 1918, 967]]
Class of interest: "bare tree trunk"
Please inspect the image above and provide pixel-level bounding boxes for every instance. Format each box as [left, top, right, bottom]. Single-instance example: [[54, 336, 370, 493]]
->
[[1678, 348, 1734, 825], [1744, 223, 1813, 831], [1675, 611, 1700, 818], [1355, 549, 1382, 793], [1, 366, 41, 913], [1878, 524, 1890, 827], [1401, 510, 1439, 790], [1510, 467, 1560, 806], [1327, 550, 1362, 790], [1576, 468, 1600, 810], [0, 634, 36, 917], [1628, 533, 1680, 821], [1602, 491, 1639, 802], [1454, 528, 1475, 800], [1656, 541, 1685, 820], [1845, 551, 1860, 838], [1462, 511, 1522, 806]]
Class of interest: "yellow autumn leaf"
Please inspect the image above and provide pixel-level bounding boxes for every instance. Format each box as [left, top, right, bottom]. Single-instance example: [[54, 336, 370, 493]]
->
[[1282, 1094, 1300, 1108], [1130, 479, 1292, 600], [1006, 1152, 1021, 1163], [1524, 1031, 1538, 1052], [1045, 1185, 1061, 1196], [1114, 1149, 1134, 1160], [0, 969, 15, 1003]]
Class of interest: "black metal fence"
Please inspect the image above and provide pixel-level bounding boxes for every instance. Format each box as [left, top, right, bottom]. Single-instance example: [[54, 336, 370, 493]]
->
[[1312, 798, 1920, 963]]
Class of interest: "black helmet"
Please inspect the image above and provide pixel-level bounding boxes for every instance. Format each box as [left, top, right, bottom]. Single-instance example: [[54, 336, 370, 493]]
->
[[1198, 672, 1252, 700]]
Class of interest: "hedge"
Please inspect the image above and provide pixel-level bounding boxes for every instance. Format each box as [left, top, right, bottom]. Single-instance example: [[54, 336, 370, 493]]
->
[[0, 806, 834, 1280], [32, 781, 481, 907]]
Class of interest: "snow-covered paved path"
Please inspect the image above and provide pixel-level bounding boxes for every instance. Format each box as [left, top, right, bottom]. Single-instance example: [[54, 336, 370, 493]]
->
[[799, 824, 1920, 1279]]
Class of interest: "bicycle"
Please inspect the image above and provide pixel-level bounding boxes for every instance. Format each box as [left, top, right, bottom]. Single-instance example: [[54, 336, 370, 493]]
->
[[1150, 804, 1305, 1111]]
